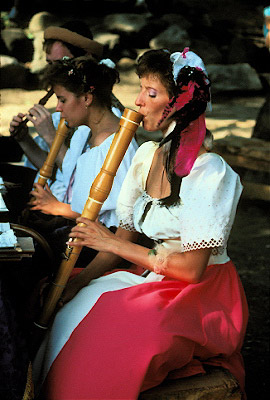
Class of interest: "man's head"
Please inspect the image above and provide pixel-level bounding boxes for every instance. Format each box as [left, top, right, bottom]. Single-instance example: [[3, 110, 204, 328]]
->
[[43, 20, 103, 64], [45, 41, 73, 64]]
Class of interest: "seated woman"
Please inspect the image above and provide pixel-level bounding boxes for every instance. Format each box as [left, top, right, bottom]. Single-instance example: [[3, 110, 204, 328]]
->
[[5, 22, 105, 221], [27, 56, 138, 263], [8, 20, 105, 174], [33, 48, 248, 399]]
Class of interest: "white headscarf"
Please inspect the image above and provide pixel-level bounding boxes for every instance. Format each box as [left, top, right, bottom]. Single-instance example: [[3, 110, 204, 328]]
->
[[170, 47, 211, 111]]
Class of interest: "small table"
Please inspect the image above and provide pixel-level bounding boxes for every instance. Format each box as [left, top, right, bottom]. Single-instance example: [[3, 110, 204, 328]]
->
[[1, 188, 35, 262], [0, 236, 35, 262]]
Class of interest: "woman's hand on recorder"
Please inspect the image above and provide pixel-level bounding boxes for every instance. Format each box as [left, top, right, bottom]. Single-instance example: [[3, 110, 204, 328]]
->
[[9, 113, 28, 135], [30, 183, 80, 219], [26, 104, 56, 144], [69, 217, 116, 253], [30, 183, 62, 215], [60, 224, 137, 306]]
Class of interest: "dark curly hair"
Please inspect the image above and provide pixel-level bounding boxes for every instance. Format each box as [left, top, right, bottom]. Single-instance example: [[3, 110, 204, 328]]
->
[[42, 56, 120, 110]]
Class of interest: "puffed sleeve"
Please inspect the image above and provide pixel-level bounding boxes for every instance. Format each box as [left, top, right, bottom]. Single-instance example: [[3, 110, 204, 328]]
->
[[116, 141, 157, 231], [179, 153, 243, 252]]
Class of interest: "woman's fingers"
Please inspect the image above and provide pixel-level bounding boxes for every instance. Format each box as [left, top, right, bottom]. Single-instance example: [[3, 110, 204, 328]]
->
[[76, 216, 95, 226], [9, 113, 26, 132], [45, 183, 52, 193], [31, 183, 50, 197]]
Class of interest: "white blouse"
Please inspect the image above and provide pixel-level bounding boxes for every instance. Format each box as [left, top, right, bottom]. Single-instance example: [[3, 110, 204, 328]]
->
[[71, 134, 138, 228], [50, 107, 122, 202], [49, 112, 90, 202], [26, 106, 122, 202], [116, 141, 243, 266], [23, 111, 90, 199]]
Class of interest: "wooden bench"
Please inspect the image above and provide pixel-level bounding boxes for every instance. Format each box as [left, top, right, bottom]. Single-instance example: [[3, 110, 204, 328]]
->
[[139, 367, 242, 400], [213, 135, 270, 202]]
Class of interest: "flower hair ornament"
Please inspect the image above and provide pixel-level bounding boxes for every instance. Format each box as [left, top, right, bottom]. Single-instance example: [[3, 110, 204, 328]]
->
[[159, 47, 211, 179], [61, 56, 88, 86]]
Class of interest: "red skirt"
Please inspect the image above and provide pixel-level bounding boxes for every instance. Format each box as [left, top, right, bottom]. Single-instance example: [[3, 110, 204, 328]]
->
[[41, 261, 248, 399]]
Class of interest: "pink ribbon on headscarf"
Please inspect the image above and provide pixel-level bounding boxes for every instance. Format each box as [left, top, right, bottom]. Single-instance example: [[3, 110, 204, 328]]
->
[[158, 81, 198, 126], [174, 81, 198, 111], [182, 47, 189, 58], [174, 114, 206, 177]]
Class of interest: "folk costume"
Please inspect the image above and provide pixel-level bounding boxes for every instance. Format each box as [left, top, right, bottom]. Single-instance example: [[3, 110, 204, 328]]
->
[[33, 49, 248, 399]]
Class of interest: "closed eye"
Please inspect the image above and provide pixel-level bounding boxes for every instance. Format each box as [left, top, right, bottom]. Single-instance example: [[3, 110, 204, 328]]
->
[[57, 96, 66, 104], [149, 89, 157, 98]]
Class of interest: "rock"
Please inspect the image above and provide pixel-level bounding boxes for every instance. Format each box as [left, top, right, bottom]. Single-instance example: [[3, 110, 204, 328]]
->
[[27, 11, 59, 36], [82, 0, 138, 15], [227, 37, 253, 64], [259, 73, 270, 90], [0, 55, 19, 67], [94, 32, 120, 50], [191, 40, 223, 64], [0, 56, 39, 89], [150, 24, 191, 51], [26, 12, 59, 74], [160, 14, 192, 31], [108, 41, 138, 63], [26, 11, 60, 73], [0, 35, 9, 56], [227, 37, 270, 73], [1, 27, 33, 63], [30, 30, 49, 73], [145, 0, 211, 17], [129, 17, 168, 49], [145, 0, 184, 16], [117, 57, 136, 71], [206, 63, 263, 92], [252, 94, 270, 141], [104, 13, 147, 33]]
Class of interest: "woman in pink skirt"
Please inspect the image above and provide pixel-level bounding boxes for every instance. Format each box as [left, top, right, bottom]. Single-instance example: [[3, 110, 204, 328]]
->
[[33, 48, 248, 399]]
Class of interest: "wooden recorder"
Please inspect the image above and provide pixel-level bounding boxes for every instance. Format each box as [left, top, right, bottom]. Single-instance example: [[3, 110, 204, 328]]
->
[[34, 108, 143, 331]]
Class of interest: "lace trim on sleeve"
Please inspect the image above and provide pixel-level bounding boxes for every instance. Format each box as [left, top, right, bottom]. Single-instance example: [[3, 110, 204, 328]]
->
[[117, 204, 137, 232], [182, 237, 226, 255], [119, 219, 137, 232]]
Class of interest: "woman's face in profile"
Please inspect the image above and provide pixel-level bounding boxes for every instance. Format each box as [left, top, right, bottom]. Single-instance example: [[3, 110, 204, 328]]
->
[[54, 84, 88, 128], [135, 74, 173, 134]]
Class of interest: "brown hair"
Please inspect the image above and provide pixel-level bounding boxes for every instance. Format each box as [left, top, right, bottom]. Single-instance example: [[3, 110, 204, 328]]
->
[[136, 49, 176, 98], [42, 56, 119, 109]]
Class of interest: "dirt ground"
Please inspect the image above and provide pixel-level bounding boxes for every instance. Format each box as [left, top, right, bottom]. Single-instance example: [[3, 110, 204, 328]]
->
[[0, 71, 269, 398]]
